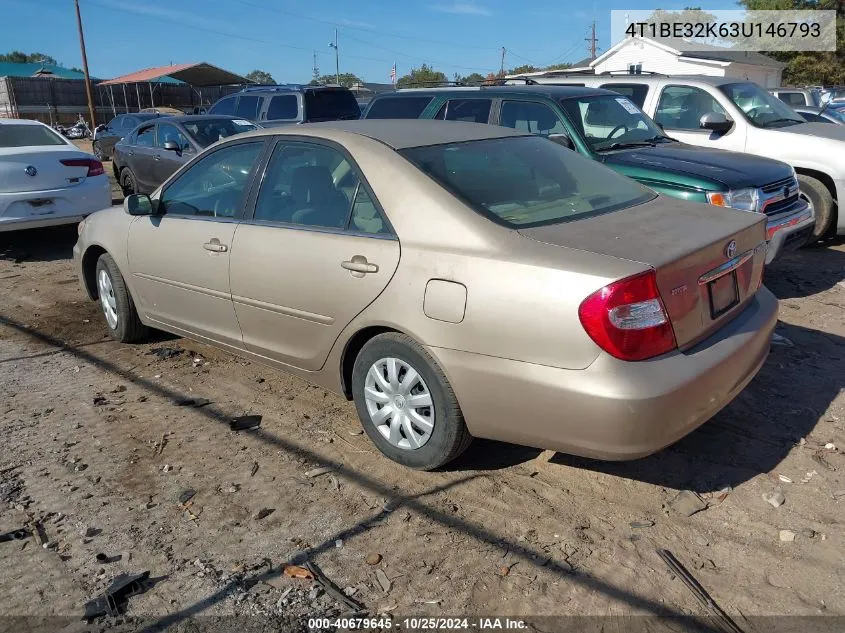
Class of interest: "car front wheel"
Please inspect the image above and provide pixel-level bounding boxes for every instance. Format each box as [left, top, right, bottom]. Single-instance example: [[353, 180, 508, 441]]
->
[[95, 253, 148, 343], [351, 333, 472, 470], [798, 174, 834, 242]]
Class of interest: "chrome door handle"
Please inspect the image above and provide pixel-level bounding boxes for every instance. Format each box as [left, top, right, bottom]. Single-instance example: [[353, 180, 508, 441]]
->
[[153, 154, 161, 161], [203, 238, 228, 253], [341, 256, 378, 275]]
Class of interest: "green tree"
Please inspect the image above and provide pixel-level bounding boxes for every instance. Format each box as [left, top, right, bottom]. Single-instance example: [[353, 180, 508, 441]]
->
[[309, 73, 363, 87], [507, 64, 539, 75], [737, 0, 845, 85], [459, 72, 486, 84], [397, 64, 448, 88], [245, 69, 276, 84], [0, 51, 58, 64], [645, 7, 718, 26], [544, 63, 573, 71]]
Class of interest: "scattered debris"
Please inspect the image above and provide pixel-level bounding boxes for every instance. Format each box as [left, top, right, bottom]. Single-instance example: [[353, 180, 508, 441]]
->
[[253, 508, 274, 521], [630, 520, 655, 529], [0, 528, 29, 543], [763, 491, 786, 508], [305, 561, 365, 612], [668, 490, 707, 517], [348, 429, 364, 436], [83, 571, 152, 619], [801, 470, 818, 484], [32, 522, 48, 546], [305, 466, 336, 478], [770, 333, 794, 347], [335, 539, 343, 549], [656, 550, 744, 633], [778, 474, 793, 484], [811, 451, 836, 471], [111, 385, 127, 393], [92, 395, 108, 406], [250, 462, 259, 477], [383, 497, 401, 513], [375, 569, 392, 593], [832, 490, 845, 499], [161, 464, 173, 473], [178, 489, 196, 505], [824, 442, 836, 451], [95, 552, 121, 564], [230, 415, 262, 432], [799, 528, 816, 539], [779, 530, 796, 542], [366, 553, 382, 566], [283, 565, 314, 580], [150, 347, 182, 360], [172, 397, 210, 408]]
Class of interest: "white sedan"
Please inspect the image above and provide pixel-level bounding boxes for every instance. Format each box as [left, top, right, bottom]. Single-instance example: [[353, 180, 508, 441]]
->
[[0, 119, 111, 232]]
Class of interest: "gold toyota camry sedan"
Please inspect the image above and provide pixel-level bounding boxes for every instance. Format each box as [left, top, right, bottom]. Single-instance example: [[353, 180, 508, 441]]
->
[[74, 120, 777, 470]]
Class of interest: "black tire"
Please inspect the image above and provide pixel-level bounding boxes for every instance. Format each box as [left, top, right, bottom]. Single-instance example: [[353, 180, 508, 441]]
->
[[92, 140, 105, 161], [121, 168, 138, 196], [95, 253, 148, 343], [351, 332, 472, 470], [798, 174, 835, 242]]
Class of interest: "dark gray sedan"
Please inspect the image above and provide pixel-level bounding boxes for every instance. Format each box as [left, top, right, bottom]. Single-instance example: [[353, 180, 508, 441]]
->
[[93, 112, 161, 161], [112, 115, 259, 195]]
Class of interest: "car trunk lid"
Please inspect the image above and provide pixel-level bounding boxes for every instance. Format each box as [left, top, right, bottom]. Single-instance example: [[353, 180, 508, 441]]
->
[[0, 147, 95, 193], [518, 195, 768, 349]]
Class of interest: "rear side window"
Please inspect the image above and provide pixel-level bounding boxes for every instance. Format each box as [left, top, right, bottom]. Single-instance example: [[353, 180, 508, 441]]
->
[[267, 95, 298, 120], [210, 96, 237, 116], [435, 99, 492, 123], [0, 123, 66, 147], [235, 96, 261, 119], [303, 89, 360, 121], [499, 101, 568, 136], [599, 83, 649, 108], [365, 96, 433, 119], [776, 92, 806, 107]]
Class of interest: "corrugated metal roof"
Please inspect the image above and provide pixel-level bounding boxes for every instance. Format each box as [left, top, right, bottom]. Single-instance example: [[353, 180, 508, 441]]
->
[[99, 62, 250, 87], [0, 62, 89, 79]]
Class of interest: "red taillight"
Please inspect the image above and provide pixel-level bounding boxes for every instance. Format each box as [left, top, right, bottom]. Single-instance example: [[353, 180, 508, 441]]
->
[[60, 158, 105, 177], [578, 270, 677, 361]]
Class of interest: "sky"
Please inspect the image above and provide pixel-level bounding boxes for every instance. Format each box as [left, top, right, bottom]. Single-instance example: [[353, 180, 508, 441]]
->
[[1, 0, 733, 84]]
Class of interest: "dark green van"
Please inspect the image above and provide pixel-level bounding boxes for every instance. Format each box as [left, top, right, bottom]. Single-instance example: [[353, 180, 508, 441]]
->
[[362, 85, 814, 262]]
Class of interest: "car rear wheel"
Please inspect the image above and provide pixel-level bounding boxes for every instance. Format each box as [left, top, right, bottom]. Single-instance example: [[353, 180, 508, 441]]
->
[[798, 174, 834, 242], [351, 333, 472, 470], [95, 253, 148, 343], [121, 168, 138, 196]]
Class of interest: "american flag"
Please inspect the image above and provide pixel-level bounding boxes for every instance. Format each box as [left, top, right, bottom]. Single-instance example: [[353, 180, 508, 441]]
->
[[390, 62, 396, 84]]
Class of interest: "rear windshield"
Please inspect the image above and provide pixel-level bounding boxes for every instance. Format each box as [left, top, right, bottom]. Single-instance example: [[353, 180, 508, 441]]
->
[[303, 89, 360, 122], [182, 118, 258, 147], [400, 136, 654, 228], [0, 124, 66, 147], [365, 96, 433, 119]]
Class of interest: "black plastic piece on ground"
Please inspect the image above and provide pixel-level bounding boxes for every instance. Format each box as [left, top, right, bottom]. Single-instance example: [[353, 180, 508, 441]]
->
[[83, 570, 151, 619], [0, 529, 29, 543], [230, 415, 262, 431]]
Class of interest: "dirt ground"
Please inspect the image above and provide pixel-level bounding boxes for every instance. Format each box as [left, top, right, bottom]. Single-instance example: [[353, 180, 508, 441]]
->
[[0, 152, 844, 631]]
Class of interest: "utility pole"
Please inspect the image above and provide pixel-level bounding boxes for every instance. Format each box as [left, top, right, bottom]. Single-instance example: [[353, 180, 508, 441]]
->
[[74, 0, 97, 128], [585, 20, 598, 59], [499, 47, 506, 76], [312, 51, 320, 84], [328, 29, 339, 85]]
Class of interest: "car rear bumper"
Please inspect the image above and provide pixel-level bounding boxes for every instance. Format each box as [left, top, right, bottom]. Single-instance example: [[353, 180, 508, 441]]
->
[[0, 176, 111, 232], [764, 200, 814, 263], [429, 287, 778, 460]]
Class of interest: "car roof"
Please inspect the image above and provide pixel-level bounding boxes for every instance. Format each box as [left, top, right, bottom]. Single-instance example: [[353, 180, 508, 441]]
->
[[0, 118, 46, 126], [157, 115, 251, 124], [383, 84, 613, 100], [239, 119, 530, 149], [120, 113, 161, 120]]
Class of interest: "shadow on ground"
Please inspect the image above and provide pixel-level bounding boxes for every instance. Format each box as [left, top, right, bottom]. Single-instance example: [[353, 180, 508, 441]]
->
[[766, 237, 845, 299], [0, 225, 78, 264]]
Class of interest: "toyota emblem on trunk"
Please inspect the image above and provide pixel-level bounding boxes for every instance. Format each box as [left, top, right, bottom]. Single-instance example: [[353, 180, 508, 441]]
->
[[24, 165, 37, 177], [725, 240, 737, 259]]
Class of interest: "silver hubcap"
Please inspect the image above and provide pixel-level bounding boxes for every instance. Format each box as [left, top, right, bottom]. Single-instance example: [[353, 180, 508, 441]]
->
[[364, 357, 434, 450], [97, 269, 118, 329]]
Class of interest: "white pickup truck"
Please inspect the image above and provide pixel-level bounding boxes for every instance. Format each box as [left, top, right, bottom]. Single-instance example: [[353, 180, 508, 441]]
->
[[528, 74, 844, 241]]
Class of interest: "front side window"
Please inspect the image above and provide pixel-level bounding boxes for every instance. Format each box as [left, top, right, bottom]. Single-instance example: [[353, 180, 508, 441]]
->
[[599, 83, 649, 107], [266, 95, 298, 120], [654, 85, 727, 130], [401, 136, 654, 228], [776, 92, 806, 107], [303, 89, 360, 121], [365, 96, 433, 119], [720, 82, 804, 128], [435, 99, 492, 123], [159, 141, 263, 217], [560, 95, 667, 151], [254, 142, 375, 231], [156, 123, 191, 151], [182, 118, 257, 148], [135, 125, 155, 147], [499, 100, 568, 136], [209, 96, 237, 116]]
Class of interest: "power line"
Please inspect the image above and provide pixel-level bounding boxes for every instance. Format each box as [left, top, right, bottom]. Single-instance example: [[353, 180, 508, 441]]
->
[[340, 31, 494, 73]]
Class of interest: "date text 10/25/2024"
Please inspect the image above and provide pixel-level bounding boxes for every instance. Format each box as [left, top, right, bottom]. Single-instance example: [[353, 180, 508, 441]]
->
[[307, 617, 528, 630]]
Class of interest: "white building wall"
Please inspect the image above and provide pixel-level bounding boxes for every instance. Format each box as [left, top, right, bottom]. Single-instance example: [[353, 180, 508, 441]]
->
[[723, 62, 781, 87], [592, 40, 727, 76]]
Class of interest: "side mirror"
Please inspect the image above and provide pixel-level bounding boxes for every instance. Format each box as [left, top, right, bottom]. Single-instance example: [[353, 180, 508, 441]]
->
[[124, 194, 156, 216], [548, 133, 574, 150], [163, 140, 181, 152], [700, 112, 733, 133], [95, 124, 107, 132]]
